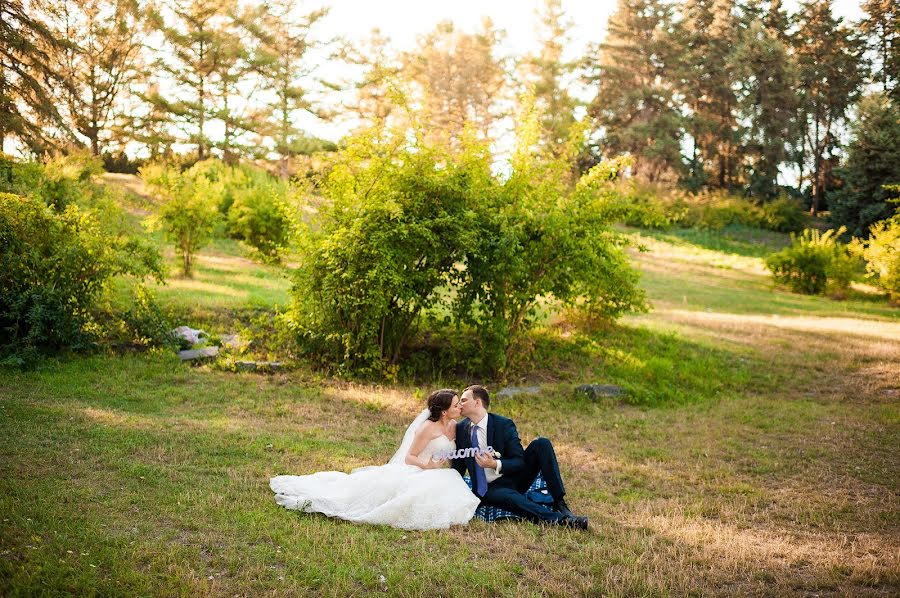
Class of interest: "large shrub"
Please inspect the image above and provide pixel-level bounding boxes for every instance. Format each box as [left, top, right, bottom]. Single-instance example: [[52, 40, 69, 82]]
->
[[765, 227, 858, 296], [850, 188, 900, 302], [0, 193, 162, 363], [226, 172, 295, 261], [283, 99, 648, 378], [142, 162, 223, 277], [453, 105, 648, 374], [282, 128, 480, 377]]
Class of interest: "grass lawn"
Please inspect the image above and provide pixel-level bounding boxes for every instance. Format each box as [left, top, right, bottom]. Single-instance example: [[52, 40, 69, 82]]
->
[[2, 213, 898, 596]]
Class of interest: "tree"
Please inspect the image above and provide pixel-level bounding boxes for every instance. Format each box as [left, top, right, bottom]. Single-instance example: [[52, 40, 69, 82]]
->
[[829, 93, 900, 237], [860, 0, 899, 99], [243, 0, 330, 178], [518, 0, 579, 159], [145, 0, 238, 160], [0, 0, 74, 153], [731, 1, 798, 198], [44, 0, 143, 156], [402, 19, 508, 150], [452, 95, 647, 374], [793, 0, 867, 215], [675, 0, 743, 190], [142, 161, 222, 277], [585, 0, 683, 183], [343, 29, 404, 132]]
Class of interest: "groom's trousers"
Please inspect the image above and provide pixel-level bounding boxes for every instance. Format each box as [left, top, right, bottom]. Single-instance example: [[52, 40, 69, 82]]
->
[[481, 437, 567, 524]]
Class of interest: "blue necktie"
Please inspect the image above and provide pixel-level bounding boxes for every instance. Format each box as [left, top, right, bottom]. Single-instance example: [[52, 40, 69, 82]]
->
[[471, 422, 487, 497]]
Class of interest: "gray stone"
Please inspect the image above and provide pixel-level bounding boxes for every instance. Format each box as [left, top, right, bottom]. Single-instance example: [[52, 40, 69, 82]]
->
[[178, 346, 219, 361], [172, 325, 207, 346], [221, 333, 249, 351], [495, 386, 541, 399], [575, 384, 626, 400]]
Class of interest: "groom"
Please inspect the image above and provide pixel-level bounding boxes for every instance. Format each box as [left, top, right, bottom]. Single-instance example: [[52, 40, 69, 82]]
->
[[452, 385, 588, 529]]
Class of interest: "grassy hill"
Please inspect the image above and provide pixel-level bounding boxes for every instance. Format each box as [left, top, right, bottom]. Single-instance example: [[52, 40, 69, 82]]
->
[[1, 183, 898, 596]]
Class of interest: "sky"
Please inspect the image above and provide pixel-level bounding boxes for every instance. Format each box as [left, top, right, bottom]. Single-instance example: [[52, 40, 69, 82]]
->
[[300, 0, 866, 142]]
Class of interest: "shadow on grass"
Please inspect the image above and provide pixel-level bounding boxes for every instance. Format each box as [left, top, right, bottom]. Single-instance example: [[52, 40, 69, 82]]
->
[[620, 223, 791, 258]]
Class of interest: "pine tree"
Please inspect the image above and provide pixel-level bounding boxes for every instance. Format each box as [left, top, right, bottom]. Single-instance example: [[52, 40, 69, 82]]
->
[[675, 0, 743, 190], [0, 0, 74, 153], [793, 0, 867, 214], [243, 0, 330, 177], [731, 0, 798, 198], [585, 0, 683, 182], [519, 0, 579, 158], [860, 0, 899, 99], [402, 19, 508, 150], [829, 92, 900, 237], [145, 0, 238, 160], [343, 29, 403, 131], [44, 0, 143, 156]]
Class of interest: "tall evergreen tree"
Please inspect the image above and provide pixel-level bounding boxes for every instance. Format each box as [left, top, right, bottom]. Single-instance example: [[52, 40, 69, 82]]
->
[[829, 92, 900, 237], [793, 0, 867, 214], [45, 0, 143, 156], [0, 0, 74, 153], [519, 0, 579, 159], [145, 0, 238, 160], [860, 0, 899, 100], [243, 0, 330, 177], [402, 19, 508, 149], [731, 0, 798, 198], [585, 0, 682, 182], [343, 29, 403, 131], [676, 0, 743, 190]]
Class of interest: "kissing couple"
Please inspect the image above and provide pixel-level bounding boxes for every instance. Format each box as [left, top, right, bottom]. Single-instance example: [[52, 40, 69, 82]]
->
[[270, 385, 588, 530]]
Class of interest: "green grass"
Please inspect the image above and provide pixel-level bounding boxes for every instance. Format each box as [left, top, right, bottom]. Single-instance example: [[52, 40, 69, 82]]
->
[[2, 199, 899, 595]]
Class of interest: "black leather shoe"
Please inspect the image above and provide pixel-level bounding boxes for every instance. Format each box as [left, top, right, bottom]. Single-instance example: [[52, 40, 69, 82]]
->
[[558, 515, 588, 530], [553, 498, 575, 518]]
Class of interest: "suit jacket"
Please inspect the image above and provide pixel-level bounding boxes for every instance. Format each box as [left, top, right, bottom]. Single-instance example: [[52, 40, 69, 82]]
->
[[453, 413, 526, 491]]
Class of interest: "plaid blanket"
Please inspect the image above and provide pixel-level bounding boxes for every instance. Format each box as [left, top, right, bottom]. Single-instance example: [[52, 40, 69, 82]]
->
[[462, 472, 551, 522]]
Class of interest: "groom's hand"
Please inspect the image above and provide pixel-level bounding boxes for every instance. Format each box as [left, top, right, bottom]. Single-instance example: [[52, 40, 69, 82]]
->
[[474, 452, 497, 470]]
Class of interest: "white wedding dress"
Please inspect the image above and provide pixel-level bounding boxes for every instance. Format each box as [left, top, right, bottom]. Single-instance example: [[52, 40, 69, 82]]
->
[[270, 411, 480, 531]]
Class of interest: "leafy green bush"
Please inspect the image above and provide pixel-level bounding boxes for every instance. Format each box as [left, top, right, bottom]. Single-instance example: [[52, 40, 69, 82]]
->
[[283, 98, 647, 378], [765, 227, 858, 296], [0, 193, 163, 363], [0, 151, 108, 213], [850, 189, 900, 302], [453, 104, 647, 374], [142, 162, 223, 277], [282, 128, 478, 378], [759, 196, 806, 233], [226, 175, 295, 261]]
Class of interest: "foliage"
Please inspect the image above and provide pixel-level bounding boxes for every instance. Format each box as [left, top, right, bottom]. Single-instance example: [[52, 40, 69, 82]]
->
[[226, 175, 294, 261], [282, 126, 479, 378], [759, 196, 808, 233], [828, 92, 900, 237], [0, 192, 162, 363], [765, 227, 858, 296], [850, 186, 900, 301], [604, 181, 805, 234], [141, 161, 223, 278], [452, 99, 648, 374], [585, 0, 683, 183]]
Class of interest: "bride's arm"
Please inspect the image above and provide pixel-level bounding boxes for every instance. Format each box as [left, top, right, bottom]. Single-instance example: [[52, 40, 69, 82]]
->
[[405, 425, 445, 469]]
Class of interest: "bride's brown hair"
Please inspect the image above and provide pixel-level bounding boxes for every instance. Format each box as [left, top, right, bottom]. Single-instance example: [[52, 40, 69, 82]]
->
[[426, 389, 457, 422]]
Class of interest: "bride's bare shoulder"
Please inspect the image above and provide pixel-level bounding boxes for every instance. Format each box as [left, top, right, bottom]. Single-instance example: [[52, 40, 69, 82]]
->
[[415, 419, 441, 437]]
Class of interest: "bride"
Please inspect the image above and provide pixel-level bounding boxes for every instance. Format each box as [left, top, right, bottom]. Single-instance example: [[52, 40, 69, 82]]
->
[[269, 389, 481, 530]]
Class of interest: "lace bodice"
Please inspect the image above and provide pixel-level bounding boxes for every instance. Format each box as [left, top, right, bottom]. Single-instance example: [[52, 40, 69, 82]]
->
[[418, 434, 455, 463]]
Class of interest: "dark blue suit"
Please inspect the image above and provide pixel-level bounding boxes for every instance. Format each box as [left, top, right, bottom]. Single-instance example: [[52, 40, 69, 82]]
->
[[453, 413, 567, 524]]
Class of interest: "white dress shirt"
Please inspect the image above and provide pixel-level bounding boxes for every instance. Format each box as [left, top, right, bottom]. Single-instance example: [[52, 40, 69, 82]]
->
[[473, 413, 502, 483]]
